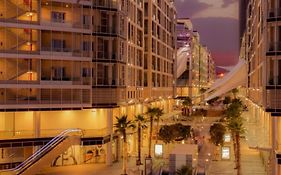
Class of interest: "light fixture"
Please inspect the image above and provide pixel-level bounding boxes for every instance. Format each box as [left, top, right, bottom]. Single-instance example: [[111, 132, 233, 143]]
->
[[26, 12, 34, 17]]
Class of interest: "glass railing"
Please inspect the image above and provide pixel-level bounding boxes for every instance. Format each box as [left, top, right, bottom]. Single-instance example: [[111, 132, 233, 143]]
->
[[267, 42, 281, 52], [93, 0, 118, 9], [93, 25, 117, 34], [0, 128, 109, 140], [268, 8, 281, 19]]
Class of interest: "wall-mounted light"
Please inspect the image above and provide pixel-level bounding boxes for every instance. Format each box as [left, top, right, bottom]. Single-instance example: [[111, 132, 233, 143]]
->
[[91, 109, 96, 113]]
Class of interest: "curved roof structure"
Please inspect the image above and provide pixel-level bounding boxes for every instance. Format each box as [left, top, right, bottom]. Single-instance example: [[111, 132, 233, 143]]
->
[[204, 59, 247, 101]]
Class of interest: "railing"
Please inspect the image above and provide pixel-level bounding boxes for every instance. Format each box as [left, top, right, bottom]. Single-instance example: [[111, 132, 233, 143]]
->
[[267, 42, 281, 52], [268, 8, 281, 19], [0, 129, 83, 175], [93, 25, 117, 35], [93, 0, 118, 9], [0, 128, 109, 140]]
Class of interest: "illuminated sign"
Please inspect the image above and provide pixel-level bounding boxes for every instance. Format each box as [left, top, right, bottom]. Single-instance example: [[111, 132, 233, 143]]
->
[[224, 134, 231, 142], [221, 146, 230, 160], [155, 144, 163, 157]]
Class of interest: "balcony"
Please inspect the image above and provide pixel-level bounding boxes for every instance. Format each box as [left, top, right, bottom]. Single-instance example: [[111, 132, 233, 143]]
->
[[266, 89, 281, 110], [266, 42, 281, 55], [267, 8, 281, 22], [93, 25, 117, 35], [92, 0, 118, 9], [0, 0, 39, 24], [0, 88, 91, 106], [0, 28, 39, 55]]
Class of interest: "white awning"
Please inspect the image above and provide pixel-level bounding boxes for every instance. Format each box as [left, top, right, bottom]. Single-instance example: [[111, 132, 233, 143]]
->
[[205, 59, 247, 101], [176, 46, 190, 79]]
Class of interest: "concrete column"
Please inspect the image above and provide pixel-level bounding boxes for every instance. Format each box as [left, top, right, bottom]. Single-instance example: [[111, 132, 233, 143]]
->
[[106, 108, 113, 166], [272, 117, 278, 175], [33, 111, 41, 138], [33, 111, 41, 153]]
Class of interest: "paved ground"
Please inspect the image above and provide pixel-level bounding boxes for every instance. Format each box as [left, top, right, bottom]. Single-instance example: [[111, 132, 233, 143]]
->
[[37, 158, 141, 175]]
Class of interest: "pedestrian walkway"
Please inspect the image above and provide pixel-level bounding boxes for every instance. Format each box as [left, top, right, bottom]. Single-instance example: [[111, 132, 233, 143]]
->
[[208, 139, 267, 175], [240, 139, 267, 175], [37, 157, 142, 175]]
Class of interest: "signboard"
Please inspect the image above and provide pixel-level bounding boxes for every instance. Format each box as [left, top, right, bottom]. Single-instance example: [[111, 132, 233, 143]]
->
[[221, 146, 230, 160], [155, 144, 163, 157], [224, 134, 231, 143]]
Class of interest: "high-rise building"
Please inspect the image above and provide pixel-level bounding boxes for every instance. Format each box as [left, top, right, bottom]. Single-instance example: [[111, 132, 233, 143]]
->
[[0, 0, 177, 170], [176, 19, 215, 103], [239, 0, 249, 40], [243, 0, 281, 174]]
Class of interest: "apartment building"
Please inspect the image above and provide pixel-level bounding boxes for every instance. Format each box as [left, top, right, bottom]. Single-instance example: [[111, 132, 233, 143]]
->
[[243, 0, 281, 174], [176, 19, 215, 103], [0, 0, 177, 170]]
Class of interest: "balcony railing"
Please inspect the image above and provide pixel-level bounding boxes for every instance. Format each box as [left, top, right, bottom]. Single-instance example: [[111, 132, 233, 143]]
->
[[267, 42, 281, 52], [41, 47, 90, 57], [93, 0, 118, 9], [0, 128, 110, 140], [268, 8, 281, 19], [93, 25, 117, 35]]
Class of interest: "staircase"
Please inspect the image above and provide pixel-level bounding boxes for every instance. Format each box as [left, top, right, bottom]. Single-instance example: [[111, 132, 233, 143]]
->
[[0, 129, 83, 175], [240, 140, 267, 175], [0, 0, 31, 20]]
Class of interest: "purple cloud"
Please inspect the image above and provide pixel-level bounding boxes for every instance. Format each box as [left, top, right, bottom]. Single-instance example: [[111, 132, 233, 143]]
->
[[175, 0, 212, 18], [222, 0, 237, 8]]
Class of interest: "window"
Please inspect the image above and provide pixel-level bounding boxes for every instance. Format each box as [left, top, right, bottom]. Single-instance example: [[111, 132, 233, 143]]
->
[[52, 67, 65, 80], [51, 11, 65, 23], [83, 15, 90, 27], [82, 68, 91, 77], [82, 41, 90, 51], [52, 39, 65, 51]]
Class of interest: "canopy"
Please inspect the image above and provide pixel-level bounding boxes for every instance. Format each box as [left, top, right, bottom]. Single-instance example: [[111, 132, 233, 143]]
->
[[176, 46, 190, 79], [205, 59, 247, 101]]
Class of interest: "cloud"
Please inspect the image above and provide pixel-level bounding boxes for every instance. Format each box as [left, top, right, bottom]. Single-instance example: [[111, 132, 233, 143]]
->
[[222, 0, 237, 8], [193, 0, 238, 19], [175, 0, 212, 18]]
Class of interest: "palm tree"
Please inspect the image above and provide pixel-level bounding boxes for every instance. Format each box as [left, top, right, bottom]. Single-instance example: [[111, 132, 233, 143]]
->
[[225, 98, 245, 175], [155, 108, 164, 143], [114, 115, 135, 175], [176, 165, 193, 175], [182, 97, 192, 116], [134, 114, 147, 165], [146, 107, 159, 158]]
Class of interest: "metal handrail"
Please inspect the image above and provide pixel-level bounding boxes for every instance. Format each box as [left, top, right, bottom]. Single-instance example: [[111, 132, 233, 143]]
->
[[0, 128, 83, 175]]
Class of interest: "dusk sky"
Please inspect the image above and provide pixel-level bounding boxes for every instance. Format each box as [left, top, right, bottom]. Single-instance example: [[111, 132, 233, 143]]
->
[[175, 0, 239, 66]]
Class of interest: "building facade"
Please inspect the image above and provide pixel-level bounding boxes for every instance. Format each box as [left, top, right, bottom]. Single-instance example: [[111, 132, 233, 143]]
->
[[176, 19, 215, 104], [243, 0, 281, 174], [0, 0, 176, 169]]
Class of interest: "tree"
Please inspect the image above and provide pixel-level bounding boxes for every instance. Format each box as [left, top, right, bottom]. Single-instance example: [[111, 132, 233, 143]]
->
[[158, 125, 174, 144], [209, 123, 226, 146], [114, 115, 135, 175], [158, 123, 191, 143], [231, 88, 239, 98], [134, 114, 147, 165], [182, 97, 192, 116], [155, 108, 164, 143], [223, 96, 231, 106], [146, 107, 159, 158], [176, 165, 193, 175], [224, 98, 245, 175]]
